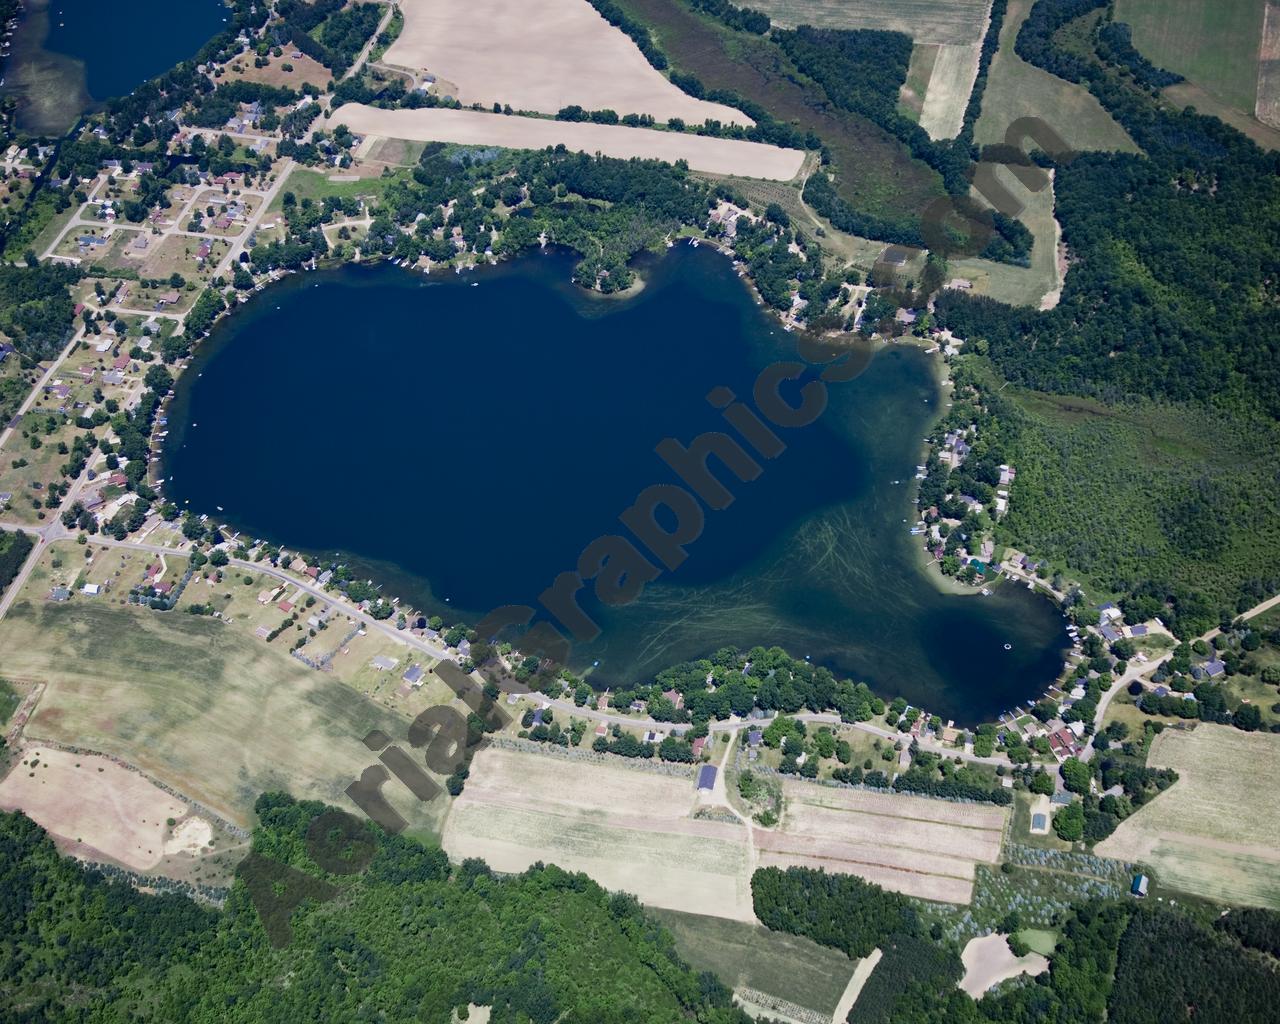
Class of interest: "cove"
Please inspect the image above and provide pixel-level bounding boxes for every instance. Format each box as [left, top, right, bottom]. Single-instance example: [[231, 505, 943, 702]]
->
[[2, 0, 227, 133], [164, 247, 1069, 724]]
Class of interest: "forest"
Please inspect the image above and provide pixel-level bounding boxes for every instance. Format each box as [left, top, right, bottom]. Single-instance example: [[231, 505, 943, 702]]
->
[[0, 262, 78, 361], [0, 797, 757, 1023], [928, 0, 1280, 636]]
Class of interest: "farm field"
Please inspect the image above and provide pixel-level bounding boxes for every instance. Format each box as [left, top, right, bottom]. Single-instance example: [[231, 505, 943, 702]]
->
[[1095, 725, 1280, 909], [975, 0, 1137, 153], [615, 0, 944, 228], [751, 0, 991, 45], [1259, 1, 1280, 126], [918, 41, 988, 140], [768, 780, 1007, 903], [0, 567, 445, 838], [650, 908, 859, 1021], [1115, 0, 1265, 115], [329, 104, 806, 180], [441, 746, 756, 921], [383, 0, 747, 125]]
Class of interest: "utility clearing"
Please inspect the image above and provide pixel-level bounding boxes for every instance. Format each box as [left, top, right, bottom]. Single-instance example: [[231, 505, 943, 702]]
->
[[1095, 725, 1280, 909], [382, 0, 749, 125], [331, 105, 805, 180]]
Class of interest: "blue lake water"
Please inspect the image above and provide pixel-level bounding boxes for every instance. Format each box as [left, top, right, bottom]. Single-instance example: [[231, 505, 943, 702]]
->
[[163, 248, 1069, 723], [42, 0, 226, 100]]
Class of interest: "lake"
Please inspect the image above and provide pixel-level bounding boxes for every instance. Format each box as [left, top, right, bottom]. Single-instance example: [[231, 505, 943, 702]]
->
[[163, 247, 1069, 723], [2, 0, 228, 133]]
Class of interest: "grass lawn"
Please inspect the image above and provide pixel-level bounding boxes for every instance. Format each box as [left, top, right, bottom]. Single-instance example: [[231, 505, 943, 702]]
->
[[975, 0, 1138, 154], [269, 166, 404, 215], [648, 907, 857, 1017], [1016, 928, 1057, 955], [1115, 0, 1265, 114]]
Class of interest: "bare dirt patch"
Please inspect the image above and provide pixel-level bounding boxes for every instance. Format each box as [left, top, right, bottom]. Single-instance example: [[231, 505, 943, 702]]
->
[[163, 815, 214, 856], [384, 0, 748, 125], [960, 933, 1048, 996], [0, 746, 185, 871], [331, 104, 805, 179]]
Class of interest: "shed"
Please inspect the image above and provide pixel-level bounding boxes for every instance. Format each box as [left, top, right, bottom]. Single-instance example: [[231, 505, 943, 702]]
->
[[696, 765, 717, 791], [1131, 874, 1149, 898]]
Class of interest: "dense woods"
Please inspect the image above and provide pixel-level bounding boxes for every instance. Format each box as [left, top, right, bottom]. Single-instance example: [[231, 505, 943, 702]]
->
[[751, 866, 919, 958], [0, 263, 79, 361], [0, 798, 757, 1022]]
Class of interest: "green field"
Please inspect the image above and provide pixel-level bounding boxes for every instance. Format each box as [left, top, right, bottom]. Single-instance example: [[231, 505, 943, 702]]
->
[[750, 0, 992, 45], [269, 167, 405, 215], [649, 907, 857, 1017], [1115, 0, 1265, 114], [1016, 928, 1058, 955], [975, 0, 1138, 153], [0, 586, 446, 837]]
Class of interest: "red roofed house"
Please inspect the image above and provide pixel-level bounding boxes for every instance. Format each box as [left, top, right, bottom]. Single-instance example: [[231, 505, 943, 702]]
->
[[112, 354, 130, 371], [690, 736, 706, 759], [278, 600, 294, 613], [108, 472, 128, 487], [661, 688, 685, 711], [154, 581, 173, 595]]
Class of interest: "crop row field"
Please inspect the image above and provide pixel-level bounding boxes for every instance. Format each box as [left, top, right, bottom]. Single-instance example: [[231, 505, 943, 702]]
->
[[443, 746, 1010, 918], [1095, 724, 1280, 909], [384, 0, 749, 125], [751, 0, 992, 46], [330, 104, 806, 180]]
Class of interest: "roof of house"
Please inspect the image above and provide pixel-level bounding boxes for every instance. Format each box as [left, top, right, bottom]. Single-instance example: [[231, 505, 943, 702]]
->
[[403, 664, 424, 684]]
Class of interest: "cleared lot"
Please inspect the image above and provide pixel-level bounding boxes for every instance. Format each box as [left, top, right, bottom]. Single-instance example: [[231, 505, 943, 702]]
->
[[918, 42, 986, 140], [1095, 725, 1280, 909], [0, 746, 186, 871], [384, 0, 749, 125], [331, 104, 805, 180]]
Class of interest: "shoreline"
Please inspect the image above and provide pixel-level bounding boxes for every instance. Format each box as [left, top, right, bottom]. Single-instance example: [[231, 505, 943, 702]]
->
[[151, 242, 1070, 730]]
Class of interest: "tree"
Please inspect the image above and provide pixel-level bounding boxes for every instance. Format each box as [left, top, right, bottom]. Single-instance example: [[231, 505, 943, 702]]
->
[[1054, 800, 1084, 842], [1060, 756, 1091, 795], [1029, 769, 1054, 795], [209, 549, 229, 567]]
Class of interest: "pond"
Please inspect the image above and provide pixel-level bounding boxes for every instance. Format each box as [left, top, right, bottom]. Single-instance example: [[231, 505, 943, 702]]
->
[[163, 247, 1069, 723]]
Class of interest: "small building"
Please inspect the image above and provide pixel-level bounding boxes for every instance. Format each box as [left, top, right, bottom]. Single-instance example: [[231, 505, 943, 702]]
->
[[50, 586, 71, 602], [402, 664, 425, 686], [690, 736, 706, 759], [747, 730, 763, 748], [81, 583, 102, 596], [697, 765, 717, 791], [1130, 874, 1149, 898], [371, 655, 398, 671], [1031, 813, 1047, 832]]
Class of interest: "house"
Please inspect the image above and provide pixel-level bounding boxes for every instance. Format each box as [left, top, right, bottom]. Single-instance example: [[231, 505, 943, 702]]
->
[[595, 722, 608, 737], [531, 708, 545, 726], [156, 290, 181, 307], [697, 765, 717, 791], [403, 664, 425, 686], [596, 693, 610, 712], [277, 600, 293, 613], [254, 625, 271, 639], [747, 730, 763, 748], [629, 700, 647, 714], [1130, 874, 1149, 898], [50, 586, 71, 602], [690, 736, 706, 758], [81, 583, 102, 596], [153, 582, 172, 595], [661, 688, 684, 711], [1099, 624, 1121, 643], [371, 655, 398, 671], [112, 354, 130, 371], [1098, 602, 1123, 622]]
